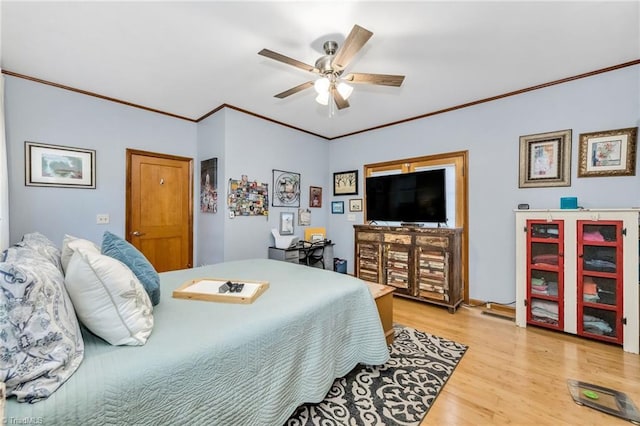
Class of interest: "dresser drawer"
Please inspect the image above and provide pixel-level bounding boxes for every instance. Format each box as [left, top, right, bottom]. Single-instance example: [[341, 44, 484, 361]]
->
[[384, 233, 412, 245], [283, 250, 299, 261], [416, 235, 449, 248], [357, 232, 380, 242]]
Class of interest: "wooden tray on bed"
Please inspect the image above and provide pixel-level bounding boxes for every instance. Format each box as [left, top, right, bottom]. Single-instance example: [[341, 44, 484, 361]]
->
[[172, 278, 269, 304]]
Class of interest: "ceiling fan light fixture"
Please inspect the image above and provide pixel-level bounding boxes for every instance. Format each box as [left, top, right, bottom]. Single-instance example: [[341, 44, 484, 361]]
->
[[315, 91, 329, 105], [336, 81, 353, 100], [259, 24, 405, 112], [314, 77, 330, 94]]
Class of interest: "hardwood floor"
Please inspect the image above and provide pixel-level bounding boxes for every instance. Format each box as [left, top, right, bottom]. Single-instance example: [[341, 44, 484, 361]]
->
[[393, 296, 640, 425]]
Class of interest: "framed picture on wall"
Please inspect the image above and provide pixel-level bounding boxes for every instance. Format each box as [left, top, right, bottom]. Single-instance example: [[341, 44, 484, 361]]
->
[[349, 198, 363, 212], [333, 170, 358, 195], [200, 157, 218, 213], [309, 186, 322, 208], [272, 169, 300, 207], [279, 212, 294, 235], [331, 201, 344, 214], [518, 129, 571, 188], [25, 141, 96, 189], [578, 127, 637, 177]]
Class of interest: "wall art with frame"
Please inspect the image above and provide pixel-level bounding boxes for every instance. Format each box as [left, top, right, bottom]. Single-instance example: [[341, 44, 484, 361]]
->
[[298, 208, 311, 226], [272, 169, 300, 207], [309, 186, 322, 208], [279, 212, 295, 235], [518, 129, 572, 188], [331, 201, 344, 214], [200, 157, 218, 213], [578, 127, 637, 177], [333, 170, 358, 195], [25, 141, 96, 189], [349, 198, 363, 212]]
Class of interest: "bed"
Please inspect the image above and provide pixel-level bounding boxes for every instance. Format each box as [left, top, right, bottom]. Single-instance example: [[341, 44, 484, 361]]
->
[[5, 258, 389, 425]]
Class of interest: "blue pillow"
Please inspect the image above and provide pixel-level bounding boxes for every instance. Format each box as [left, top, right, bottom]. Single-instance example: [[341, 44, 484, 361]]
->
[[101, 231, 160, 305]]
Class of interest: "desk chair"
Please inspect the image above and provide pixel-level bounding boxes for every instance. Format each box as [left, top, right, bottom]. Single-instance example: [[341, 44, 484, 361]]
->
[[299, 241, 325, 269]]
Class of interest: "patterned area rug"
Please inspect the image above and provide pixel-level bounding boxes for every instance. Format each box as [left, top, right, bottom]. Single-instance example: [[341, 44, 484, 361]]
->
[[286, 326, 468, 426]]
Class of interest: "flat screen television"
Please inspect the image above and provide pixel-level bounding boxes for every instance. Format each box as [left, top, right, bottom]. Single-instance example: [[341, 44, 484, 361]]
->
[[365, 169, 447, 224]]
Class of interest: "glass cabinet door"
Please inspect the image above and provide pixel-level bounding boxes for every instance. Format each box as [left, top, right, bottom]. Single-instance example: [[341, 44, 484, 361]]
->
[[526, 221, 564, 330], [577, 221, 623, 345]]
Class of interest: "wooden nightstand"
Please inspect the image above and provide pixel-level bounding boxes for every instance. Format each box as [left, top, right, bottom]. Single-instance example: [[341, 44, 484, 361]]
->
[[366, 282, 395, 345]]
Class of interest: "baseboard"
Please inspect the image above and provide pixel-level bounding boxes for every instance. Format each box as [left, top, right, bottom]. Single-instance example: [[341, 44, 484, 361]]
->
[[469, 298, 516, 321]]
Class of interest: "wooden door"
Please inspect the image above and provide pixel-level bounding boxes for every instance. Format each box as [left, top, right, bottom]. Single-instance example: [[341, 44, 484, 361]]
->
[[126, 149, 193, 272]]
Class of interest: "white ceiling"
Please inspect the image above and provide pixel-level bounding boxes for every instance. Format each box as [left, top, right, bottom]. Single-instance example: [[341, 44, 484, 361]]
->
[[1, 1, 639, 139]]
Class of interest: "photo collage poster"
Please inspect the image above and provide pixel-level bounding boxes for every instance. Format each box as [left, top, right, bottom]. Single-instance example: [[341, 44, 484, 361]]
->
[[227, 175, 269, 217]]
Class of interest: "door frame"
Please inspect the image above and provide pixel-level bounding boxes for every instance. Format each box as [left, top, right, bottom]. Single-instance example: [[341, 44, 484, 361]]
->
[[125, 148, 194, 268]]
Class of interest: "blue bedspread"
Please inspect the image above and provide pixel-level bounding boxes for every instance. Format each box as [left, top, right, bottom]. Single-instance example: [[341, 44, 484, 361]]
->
[[5, 259, 389, 425]]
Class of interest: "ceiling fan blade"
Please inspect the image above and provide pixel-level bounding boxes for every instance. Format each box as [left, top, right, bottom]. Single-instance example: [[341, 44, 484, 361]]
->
[[258, 48, 318, 73], [343, 73, 405, 87], [274, 81, 314, 99], [331, 86, 350, 110], [331, 25, 373, 71]]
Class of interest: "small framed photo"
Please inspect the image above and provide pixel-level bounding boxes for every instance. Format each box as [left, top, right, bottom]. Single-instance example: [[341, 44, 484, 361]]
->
[[349, 198, 363, 212], [519, 129, 572, 188], [279, 212, 294, 235], [298, 208, 311, 226], [25, 141, 96, 188], [309, 186, 322, 208], [333, 170, 358, 195], [578, 127, 637, 177], [331, 201, 344, 214]]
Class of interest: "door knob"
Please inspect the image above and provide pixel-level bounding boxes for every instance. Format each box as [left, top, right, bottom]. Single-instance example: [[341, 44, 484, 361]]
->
[[131, 231, 146, 236]]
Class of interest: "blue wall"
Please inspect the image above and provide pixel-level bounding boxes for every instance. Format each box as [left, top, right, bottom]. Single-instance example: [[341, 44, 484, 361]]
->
[[4, 64, 639, 304], [221, 109, 329, 261], [196, 109, 226, 265], [328, 65, 640, 303], [4, 76, 197, 247]]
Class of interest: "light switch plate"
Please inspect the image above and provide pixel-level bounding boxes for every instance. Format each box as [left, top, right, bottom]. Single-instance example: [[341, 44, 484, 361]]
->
[[347, 214, 356, 221]]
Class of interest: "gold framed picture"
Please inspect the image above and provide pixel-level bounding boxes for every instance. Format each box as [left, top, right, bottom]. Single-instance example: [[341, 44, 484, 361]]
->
[[578, 127, 637, 177], [518, 129, 572, 188]]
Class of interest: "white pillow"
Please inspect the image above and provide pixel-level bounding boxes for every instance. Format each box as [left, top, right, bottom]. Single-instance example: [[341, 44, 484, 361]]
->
[[61, 234, 100, 274], [64, 248, 154, 346]]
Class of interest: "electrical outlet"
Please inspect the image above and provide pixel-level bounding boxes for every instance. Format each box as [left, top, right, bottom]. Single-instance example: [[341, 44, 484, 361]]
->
[[96, 214, 110, 224]]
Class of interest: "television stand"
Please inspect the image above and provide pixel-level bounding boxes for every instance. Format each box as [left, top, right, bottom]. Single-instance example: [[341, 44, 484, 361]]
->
[[353, 225, 463, 313]]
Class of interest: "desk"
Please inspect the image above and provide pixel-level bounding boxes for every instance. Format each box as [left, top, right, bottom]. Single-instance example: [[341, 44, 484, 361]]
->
[[268, 241, 334, 270], [268, 246, 299, 264]]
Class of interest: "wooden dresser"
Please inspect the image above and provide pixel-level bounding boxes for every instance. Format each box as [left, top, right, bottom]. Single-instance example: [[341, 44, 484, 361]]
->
[[355, 225, 463, 313]]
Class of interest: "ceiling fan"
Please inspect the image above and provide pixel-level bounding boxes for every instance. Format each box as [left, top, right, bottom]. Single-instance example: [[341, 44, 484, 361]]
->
[[258, 24, 405, 111]]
